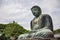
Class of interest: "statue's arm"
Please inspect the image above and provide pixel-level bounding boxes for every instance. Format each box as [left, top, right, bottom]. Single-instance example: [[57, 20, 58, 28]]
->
[[43, 15, 53, 31], [40, 14, 53, 31]]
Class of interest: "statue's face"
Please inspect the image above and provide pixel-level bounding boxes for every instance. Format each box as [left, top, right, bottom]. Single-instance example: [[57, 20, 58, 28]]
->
[[31, 7, 41, 17]]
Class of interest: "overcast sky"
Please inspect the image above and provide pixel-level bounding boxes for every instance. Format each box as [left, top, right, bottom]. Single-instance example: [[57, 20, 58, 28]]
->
[[0, 0, 60, 30]]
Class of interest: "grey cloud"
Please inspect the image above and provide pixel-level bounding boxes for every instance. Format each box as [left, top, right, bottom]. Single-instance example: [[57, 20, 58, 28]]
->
[[0, 0, 60, 30]]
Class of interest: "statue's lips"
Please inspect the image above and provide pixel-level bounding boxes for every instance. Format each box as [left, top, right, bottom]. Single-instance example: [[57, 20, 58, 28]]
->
[[33, 13, 38, 16]]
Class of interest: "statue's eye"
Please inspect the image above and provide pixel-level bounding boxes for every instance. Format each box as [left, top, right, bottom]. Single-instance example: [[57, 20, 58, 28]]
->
[[34, 9, 37, 11], [32, 8, 39, 12]]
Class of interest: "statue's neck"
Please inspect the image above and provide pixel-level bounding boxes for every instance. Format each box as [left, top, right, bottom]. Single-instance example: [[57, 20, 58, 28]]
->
[[35, 15, 40, 18], [35, 16, 39, 18]]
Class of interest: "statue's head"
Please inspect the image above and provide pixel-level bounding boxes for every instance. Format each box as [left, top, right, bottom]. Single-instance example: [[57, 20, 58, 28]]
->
[[31, 5, 42, 17]]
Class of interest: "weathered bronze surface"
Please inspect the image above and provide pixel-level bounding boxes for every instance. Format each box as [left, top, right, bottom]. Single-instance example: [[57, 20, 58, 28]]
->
[[18, 5, 54, 40]]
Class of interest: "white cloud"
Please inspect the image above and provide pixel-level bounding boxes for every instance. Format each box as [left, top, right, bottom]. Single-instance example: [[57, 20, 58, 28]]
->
[[0, 0, 60, 30]]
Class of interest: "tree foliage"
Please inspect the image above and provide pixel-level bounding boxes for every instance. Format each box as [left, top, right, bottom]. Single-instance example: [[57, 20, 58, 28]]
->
[[54, 29, 60, 34], [0, 21, 29, 37]]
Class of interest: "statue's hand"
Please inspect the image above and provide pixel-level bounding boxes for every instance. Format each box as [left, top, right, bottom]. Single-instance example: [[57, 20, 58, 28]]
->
[[33, 25, 39, 30], [29, 30, 37, 33]]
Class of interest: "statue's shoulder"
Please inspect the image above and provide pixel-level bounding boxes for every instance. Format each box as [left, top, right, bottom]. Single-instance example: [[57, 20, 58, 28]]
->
[[39, 14, 51, 18], [31, 17, 35, 22]]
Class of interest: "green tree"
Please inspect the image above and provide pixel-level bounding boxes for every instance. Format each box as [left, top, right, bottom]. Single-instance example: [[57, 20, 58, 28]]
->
[[0, 24, 6, 33], [4, 21, 29, 37], [54, 29, 60, 34]]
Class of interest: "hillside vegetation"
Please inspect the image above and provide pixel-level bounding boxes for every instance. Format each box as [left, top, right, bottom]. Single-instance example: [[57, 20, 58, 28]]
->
[[0, 21, 29, 37], [54, 29, 60, 34]]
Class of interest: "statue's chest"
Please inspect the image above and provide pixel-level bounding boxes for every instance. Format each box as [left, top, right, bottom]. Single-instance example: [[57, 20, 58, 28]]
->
[[32, 17, 41, 30], [33, 17, 40, 24]]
